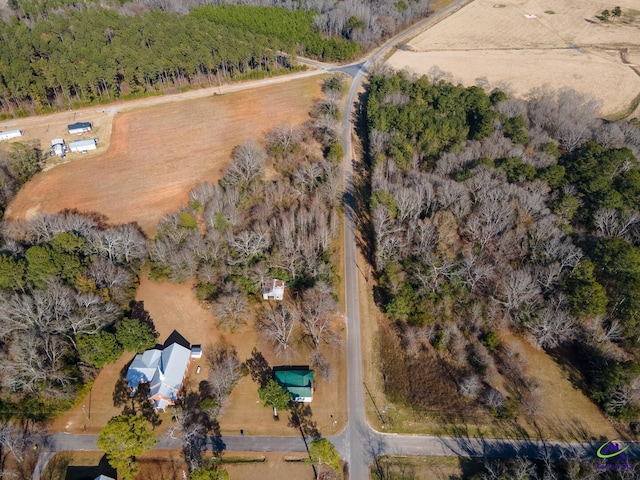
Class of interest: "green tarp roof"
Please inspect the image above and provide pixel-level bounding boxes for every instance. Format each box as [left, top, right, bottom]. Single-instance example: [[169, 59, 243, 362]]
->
[[274, 369, 313, 399]]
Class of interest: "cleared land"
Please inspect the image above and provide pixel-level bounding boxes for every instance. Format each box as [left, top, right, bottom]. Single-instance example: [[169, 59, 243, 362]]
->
[[387, 0, 640, 117], [51, 278, 348, 438], [5, 73, 324, 236]]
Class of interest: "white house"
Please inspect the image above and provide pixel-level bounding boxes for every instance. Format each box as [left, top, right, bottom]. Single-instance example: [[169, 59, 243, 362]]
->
[[126, 342, 192, 411], [69, 138, 98, 153], [68, 121, 92, 135], [50, 138, 66, 158], [0, 129, 23, 141], [262, 279, 285, 300]]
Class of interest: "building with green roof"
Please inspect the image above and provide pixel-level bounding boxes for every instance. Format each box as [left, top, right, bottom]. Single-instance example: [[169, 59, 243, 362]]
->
[[274, 367, 314, 402]]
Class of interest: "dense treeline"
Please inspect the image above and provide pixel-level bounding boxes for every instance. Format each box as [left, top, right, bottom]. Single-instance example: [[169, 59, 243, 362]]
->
[[0, 5, 356, 115], [0, 211, 149, 404], [191, 5, 359, 61], [366, 70, 640, 426], [137, 0, 433, 50]]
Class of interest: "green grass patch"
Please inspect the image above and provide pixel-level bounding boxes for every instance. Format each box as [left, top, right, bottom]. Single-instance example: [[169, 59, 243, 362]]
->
[[493, 3, 506, 8], [544, 10, 555, 14], [212, 455, 267, 464]]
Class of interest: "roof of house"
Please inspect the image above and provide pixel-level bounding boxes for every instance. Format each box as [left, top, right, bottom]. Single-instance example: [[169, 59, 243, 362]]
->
[[126, 342, 191, 405], [68, 121, 92, 130], [149, 342, 191, 402], [263, 279, 284, 293], [274, 368, 314, 399], [94, 476, 116, 480], [69, 138, 97, 148]]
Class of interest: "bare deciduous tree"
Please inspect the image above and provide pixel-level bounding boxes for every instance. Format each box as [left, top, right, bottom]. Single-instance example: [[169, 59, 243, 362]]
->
[[259, 304, 298, 358], [527, 298, 576, 349], [207, 343, 242, 408], [211, 284, 248, 332], [300, 282, 339, 349], [223, 140, 266, 188]]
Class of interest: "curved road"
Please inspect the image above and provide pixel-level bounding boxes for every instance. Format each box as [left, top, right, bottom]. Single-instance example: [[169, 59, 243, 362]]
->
[[32, 1, 632, 478]]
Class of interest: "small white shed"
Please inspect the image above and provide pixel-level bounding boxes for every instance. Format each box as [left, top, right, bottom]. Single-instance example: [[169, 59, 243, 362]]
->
[[0, 129, 23, 141], [69, 138, 98, 153]]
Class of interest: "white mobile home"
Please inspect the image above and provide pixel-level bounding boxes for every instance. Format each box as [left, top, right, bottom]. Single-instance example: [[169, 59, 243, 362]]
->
[[69, 138, 97, 153], [50, 138, 66, 158], [0, 129, 23, 141], [67, 121, 92, 135]]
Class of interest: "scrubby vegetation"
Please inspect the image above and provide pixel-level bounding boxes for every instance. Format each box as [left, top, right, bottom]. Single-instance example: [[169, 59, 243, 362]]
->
[[365, 69, 640, 426]]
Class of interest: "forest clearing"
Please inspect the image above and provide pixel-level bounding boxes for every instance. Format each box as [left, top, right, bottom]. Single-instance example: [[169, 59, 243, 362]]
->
[[386, 0, 640, 117], [5, 75, 324, 236]]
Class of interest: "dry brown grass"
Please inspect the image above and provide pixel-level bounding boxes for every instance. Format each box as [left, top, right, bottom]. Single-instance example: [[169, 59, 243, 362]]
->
[[52, 277, 347, 438], [387, 0, 640, 117], [6, 76, 324, 236], [499, 332, 622, 441]]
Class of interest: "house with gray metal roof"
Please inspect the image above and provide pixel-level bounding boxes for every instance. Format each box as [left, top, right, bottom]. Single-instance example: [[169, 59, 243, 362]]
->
[[126, 342, 193, 411]]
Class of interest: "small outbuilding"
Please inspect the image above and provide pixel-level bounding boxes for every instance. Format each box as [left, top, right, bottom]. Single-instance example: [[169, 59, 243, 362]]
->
[[262, 279, 285, 301], [274, 366, 314, 402], [68, 121, 92, 135], [50, 138, 66, 158], [0, 129, 23, 141], [69, 138, 98, 153], [191, 345, 202, 359]]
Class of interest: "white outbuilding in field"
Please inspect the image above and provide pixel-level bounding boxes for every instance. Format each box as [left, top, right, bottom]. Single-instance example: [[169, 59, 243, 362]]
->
[[50, 138, 66, 158], [69, 138, 97, 153], [67, 121, 92, 135], [0, 129, 23, 141]]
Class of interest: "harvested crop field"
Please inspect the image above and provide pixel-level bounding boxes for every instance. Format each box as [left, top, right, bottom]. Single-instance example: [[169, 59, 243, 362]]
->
[[6, 74, 324, 236], [387, 0, 640, 117]]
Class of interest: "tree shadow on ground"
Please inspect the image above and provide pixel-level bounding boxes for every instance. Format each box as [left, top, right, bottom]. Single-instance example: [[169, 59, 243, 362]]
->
[[126, 300, 159, 339], [244, 348, 272, 388], [288, 402, 321, 441], [112, 364, 161, 428]]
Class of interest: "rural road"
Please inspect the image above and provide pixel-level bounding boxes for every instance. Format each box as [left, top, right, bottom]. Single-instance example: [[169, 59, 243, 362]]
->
[[29, 0, 634, 478]]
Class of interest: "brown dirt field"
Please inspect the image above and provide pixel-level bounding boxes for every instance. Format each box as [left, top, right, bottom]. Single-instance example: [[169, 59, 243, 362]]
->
[[387, 0, 640, 117], [6, 75, 324, 236], [52, 277, 348, 438]]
